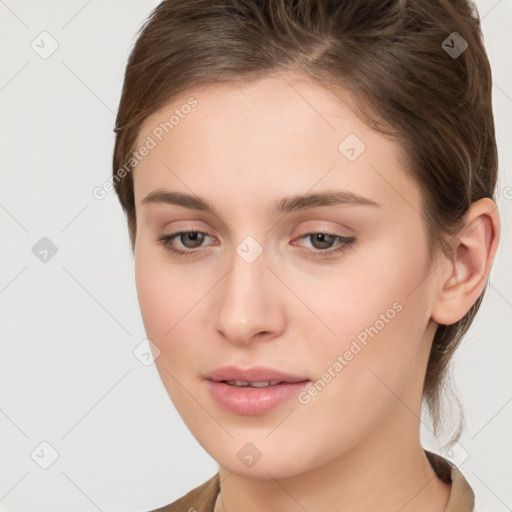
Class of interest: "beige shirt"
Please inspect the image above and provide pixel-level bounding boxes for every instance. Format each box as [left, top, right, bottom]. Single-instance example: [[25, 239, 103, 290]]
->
[[151, 449, 475, 512]]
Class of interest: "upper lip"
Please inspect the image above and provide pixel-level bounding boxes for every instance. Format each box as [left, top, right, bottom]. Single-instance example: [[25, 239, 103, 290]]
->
[[204, 366, 309, 383]]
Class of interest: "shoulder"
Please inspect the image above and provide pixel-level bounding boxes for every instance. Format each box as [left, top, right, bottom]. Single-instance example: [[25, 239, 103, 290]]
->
[[424, 449, 475, 512], [149, 473, 220, 512]]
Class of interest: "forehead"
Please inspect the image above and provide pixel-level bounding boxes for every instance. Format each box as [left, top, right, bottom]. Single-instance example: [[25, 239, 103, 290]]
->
[[132, 72, 419, 214]]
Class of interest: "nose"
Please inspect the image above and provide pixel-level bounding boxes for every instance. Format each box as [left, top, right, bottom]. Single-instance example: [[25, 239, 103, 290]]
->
[[214, 244, 286, 346]]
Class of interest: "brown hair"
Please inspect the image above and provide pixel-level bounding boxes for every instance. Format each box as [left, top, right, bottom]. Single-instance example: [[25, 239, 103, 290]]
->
[[112, 0, 497, 448]]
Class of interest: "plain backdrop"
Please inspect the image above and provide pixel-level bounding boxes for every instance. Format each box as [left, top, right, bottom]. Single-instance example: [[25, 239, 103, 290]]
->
[[0, 1, 511, 511]]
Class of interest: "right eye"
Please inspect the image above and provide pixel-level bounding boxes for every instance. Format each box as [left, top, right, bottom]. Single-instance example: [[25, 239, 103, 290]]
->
[[155, 231, 215, 256]]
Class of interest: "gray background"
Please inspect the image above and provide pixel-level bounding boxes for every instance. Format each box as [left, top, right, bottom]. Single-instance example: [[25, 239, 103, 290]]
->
[[0, 1, 510, 511]]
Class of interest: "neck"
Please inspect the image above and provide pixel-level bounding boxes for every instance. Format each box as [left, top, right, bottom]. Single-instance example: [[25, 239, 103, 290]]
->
[[213, 407, 451, 512]]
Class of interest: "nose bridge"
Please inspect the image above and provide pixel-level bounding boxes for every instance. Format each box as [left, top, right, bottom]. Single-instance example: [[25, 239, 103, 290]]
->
[[214, 236, 283, 344]]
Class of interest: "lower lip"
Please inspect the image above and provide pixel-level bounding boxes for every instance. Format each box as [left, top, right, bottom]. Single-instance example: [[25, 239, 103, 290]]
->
[[206, 380, 310, 415]]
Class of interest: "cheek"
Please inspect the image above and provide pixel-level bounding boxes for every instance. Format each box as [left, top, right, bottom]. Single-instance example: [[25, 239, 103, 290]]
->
[[134, 255, 202, 409], [293, 299, 423, 461], [134, 247, 214, 372], [135, 258, 173, 340], [134, 249, 199, 361], [289, 249, 419, 352], [300, 243, 430, 403]]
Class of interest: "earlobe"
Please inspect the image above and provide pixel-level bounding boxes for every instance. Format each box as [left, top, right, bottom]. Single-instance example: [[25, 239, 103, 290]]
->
[[431, 198, 500, 326]]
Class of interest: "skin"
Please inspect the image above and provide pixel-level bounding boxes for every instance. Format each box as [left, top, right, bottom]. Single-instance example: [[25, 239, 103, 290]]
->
[[131, 71, 500, 512]]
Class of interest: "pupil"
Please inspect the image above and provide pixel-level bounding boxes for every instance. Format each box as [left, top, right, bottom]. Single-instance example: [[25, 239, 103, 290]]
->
[[182, 232, 203, 248], [313, 233, 333, 249]]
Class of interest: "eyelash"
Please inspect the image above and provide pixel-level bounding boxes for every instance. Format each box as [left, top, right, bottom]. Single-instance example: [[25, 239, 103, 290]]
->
[[154, 230, 355, 260]]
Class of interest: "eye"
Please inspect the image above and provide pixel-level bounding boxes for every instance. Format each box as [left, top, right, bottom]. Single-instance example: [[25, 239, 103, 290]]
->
[[155, 230, 356, 260], [292, 232, 356, 259], [155, 230, 214, 256]]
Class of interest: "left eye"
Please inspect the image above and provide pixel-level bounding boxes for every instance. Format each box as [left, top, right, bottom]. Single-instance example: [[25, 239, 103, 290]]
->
[[293, 232, 355, 258], [155, 230, 355, 259]]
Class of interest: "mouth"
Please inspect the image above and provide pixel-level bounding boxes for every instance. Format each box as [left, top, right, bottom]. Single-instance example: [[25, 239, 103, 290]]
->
[[220, 380, 288, 388], [203, 366, 311, 415], [204, 365, 309, 384]]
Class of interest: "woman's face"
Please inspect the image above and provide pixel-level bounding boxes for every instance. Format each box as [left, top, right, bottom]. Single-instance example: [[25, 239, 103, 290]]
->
[[132, 72, 440, 478]]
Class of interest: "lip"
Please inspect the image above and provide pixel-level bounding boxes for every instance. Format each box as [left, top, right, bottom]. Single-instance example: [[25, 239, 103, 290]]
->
[[203, 366, 310, 415], [204, 365, 309, 383]]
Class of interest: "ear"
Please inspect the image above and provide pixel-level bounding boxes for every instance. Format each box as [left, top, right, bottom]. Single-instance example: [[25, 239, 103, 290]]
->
[[431, 198, 501, 326]]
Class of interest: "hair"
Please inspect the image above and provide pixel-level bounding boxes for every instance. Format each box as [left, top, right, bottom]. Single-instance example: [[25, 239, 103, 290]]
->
[[112, 0, 497, 449]]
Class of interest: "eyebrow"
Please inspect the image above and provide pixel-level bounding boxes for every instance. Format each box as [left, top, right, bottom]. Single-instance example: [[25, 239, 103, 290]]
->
[[140, 188, 382, 214]]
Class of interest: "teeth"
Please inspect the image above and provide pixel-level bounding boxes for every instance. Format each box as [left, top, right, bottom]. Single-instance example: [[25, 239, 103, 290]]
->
[[224, 380, 282, 387]]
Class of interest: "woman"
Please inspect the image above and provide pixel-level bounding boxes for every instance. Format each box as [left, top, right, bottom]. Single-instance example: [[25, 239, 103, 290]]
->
[[112, 1, 500, 510]]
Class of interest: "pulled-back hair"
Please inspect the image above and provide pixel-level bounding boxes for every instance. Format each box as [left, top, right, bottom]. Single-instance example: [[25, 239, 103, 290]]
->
[[112, 0, 497, 448]]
